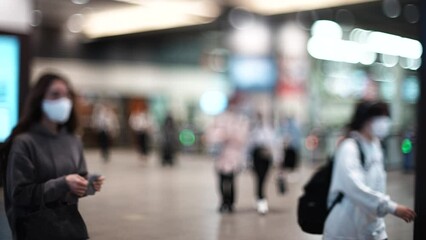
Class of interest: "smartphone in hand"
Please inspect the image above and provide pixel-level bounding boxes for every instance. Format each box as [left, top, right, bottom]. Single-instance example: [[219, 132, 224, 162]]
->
[[86, 174, 101, 195]]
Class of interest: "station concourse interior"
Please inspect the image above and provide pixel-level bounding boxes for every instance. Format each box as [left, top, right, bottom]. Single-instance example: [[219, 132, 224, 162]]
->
[[0, 0, 421, 239]]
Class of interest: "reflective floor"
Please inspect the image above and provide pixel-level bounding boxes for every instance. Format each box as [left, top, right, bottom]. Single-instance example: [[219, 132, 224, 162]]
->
[[0, 149, 415, 240]]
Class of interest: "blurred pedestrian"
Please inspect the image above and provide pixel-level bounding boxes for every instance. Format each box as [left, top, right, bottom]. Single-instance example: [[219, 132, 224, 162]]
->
[[247, 111, 280, 214], [0, 72, 105, 240], [91, 102, 119, 162], [204, 104, 249, 213], [129, 108, 153, 162], [160, 114, 179, 166], [278, 115, 302, 183], [324, 100, 416, 240]]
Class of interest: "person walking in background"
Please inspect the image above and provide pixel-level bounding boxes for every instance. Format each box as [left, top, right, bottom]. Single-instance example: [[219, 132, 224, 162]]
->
[[204, 103, 249, 213], [129, 108, 154, 162], [324, 101, 415, 240], [278, 115, 302, 183], [247, 111, 280, 215], [91, 102, 120, 162], [0, 73, 105, 240], [160, 113, 179, 166]]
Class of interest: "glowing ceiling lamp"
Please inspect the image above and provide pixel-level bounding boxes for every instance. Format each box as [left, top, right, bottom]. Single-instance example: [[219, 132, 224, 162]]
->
[[230, 0, 378, 16], [229, 21, 271, 55], [311, 20, 342, 39], [308, 21, 422, 67], [83, 1, 220, 38]]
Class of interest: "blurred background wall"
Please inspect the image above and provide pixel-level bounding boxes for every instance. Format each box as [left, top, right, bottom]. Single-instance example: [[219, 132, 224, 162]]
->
[[0, 0, 421, 169]]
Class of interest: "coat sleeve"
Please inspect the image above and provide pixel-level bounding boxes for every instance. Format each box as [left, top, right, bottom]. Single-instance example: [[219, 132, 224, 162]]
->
[[333, 139, 397, 217], [6, 136, 70, 207], [77, 138, 88, 176]]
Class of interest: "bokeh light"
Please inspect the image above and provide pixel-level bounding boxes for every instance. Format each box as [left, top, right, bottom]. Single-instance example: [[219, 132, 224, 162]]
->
[[30, 10, 42, 27], [67, 14, 85, 33], [404, 4, 419, 24], [401, 139, 413, 154], [382, 0, 401, 18], [199, 91, 228, 115], [179, 129, 196, 146]]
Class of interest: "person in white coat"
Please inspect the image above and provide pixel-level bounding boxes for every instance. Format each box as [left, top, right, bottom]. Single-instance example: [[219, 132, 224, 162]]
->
[[324, 101, 416, 240], [247, 112, 281, 214], [129, 109, 153, 162], [91, 103, 120, 162]]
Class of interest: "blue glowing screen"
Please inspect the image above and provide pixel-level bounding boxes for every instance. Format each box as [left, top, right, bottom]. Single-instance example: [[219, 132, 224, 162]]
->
[[0, 35, 20, 142]]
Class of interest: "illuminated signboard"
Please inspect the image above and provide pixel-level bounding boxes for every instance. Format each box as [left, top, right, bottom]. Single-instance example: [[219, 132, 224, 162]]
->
[[228, 56, 277, 91], [0, 35, 20, 142]]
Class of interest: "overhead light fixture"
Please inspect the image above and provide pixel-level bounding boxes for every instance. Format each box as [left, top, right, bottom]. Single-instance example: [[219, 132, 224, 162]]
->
[[71, 0, 90, 5], [229, 21, 271, 55], [366, 32, 422, 59], [230, 0, 378, 16], [112, 0, 142, 4], [311, 20, 342, 39], [83, 0, 220, 38], [308, 21, 422, 66]]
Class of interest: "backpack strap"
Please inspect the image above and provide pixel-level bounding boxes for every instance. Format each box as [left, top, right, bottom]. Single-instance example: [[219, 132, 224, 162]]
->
[[328, 137, 366, 213], [353, 138, 365, 168], [327, 192, 344, 214]]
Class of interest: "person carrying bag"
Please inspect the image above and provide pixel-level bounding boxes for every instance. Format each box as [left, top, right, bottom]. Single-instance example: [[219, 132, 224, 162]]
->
[[306, 101, 415, 240]]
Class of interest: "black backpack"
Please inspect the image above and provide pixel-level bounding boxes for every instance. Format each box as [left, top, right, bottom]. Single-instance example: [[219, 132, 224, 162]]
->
[[297, 138, 365, 234]]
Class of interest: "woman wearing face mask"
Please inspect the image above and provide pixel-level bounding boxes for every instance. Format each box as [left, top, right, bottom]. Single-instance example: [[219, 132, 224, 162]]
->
[[323, 101, 416, 240], [0, 73, 105, 240]]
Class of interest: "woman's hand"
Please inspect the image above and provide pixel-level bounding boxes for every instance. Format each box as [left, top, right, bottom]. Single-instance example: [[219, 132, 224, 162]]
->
[[395, 205, 416, 223], [65, 174, 88, 197], [93, 176, 105, 192]]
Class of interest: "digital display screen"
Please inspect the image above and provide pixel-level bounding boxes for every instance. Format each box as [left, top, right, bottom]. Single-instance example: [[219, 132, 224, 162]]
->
[[403, 76, 419, 103], [228, 56, 277, 91], [0, 35, 20, 142]]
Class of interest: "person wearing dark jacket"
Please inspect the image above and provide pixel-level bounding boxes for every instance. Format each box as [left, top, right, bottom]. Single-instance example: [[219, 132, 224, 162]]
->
[[0, 72, 105, 240], [160, 114, 179, 166]]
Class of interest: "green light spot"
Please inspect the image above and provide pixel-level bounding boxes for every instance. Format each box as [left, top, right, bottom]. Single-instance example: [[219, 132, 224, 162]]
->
[[179, 129, 196, 146], [401, 139, 412, 154]]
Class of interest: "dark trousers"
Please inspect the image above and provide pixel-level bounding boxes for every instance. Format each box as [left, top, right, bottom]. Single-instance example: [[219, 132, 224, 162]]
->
[[282, 146, 298, 170], [98, 130, 110, 161], [219, 173, 235, 206], [137, 131, 150, 155], [252, 152, 272, 200], [161, 145, 175, 166]]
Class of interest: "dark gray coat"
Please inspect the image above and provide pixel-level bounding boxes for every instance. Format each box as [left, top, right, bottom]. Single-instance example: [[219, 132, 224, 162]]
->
[[4, 123, 87, 239]]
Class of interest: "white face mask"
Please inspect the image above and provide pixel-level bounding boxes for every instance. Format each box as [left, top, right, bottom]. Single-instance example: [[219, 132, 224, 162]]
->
[[42, 98, 73, 123], [371, 116, 391, 139]]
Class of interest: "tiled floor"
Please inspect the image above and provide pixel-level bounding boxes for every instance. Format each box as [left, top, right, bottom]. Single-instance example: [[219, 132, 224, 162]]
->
[[0, 149, 415, 240]]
